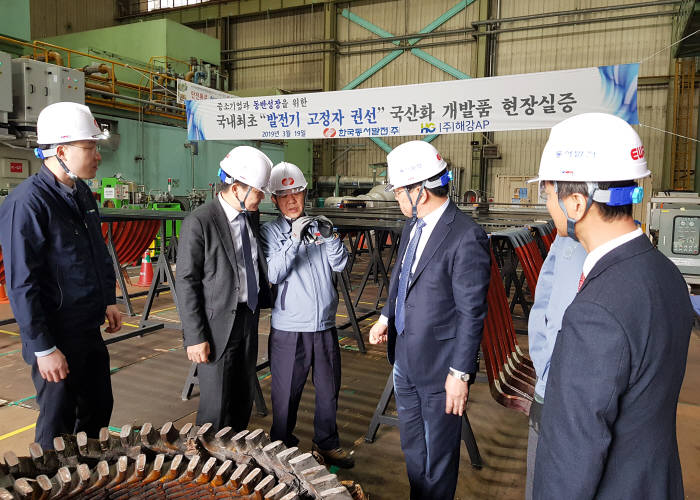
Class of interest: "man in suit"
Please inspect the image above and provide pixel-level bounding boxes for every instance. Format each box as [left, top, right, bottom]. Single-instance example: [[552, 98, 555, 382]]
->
[[532, 113, 694, 499], [369, 140, 491, 500], [177, 146, 272, 432]]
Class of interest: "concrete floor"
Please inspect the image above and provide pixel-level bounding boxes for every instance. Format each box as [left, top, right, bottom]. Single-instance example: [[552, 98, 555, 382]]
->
[[0, 253, 698, 499]]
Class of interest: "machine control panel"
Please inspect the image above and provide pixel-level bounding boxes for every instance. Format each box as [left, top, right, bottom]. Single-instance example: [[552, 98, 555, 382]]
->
[[672, 216, 699, 256]]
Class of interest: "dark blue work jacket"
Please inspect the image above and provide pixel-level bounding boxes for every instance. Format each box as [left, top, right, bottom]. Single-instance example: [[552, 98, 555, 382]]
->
[[0, 165, 116, 364]]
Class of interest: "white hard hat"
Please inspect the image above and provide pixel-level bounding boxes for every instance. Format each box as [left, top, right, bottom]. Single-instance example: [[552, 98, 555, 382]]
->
[[385, 140, 447, 191], [37, 102, 107, 146], [530, 113, 650, 184], [268, 162, 308, 195], [219, 146, 272, 191]]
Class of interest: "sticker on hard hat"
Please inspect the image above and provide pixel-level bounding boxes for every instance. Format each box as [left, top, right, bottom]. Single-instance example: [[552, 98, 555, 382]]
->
[[630, 146, 645, 161], [281, 177, 295, 186]]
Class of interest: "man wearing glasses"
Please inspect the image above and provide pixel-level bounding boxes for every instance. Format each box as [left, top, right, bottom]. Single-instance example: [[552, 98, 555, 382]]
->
[[0, 102, 121, 450], [260, 162, 354, 468]]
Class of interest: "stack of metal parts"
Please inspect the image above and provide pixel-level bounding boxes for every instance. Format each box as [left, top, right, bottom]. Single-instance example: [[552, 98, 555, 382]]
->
[[0, 422, 365, 499], [101, 221, 162, 268], [480, 248, 536, 416]]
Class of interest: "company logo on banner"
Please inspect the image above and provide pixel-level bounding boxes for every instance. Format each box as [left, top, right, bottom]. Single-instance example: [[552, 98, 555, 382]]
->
[[187, 63, 639, 141], [177, 79, 235, 105]]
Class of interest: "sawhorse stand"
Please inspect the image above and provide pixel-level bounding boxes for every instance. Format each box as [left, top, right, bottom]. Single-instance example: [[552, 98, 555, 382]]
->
[[365, 371, 483, 469]]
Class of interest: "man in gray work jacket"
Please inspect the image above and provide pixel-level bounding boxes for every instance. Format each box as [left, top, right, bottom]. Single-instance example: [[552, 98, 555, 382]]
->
[[260, 162, 354, 468]]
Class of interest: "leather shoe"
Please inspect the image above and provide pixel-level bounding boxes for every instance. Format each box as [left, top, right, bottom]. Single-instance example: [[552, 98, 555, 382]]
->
[[312, 443, 355, 469]]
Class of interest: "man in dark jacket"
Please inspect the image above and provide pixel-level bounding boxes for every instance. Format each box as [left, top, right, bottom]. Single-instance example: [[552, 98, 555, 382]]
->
[[176, 146, 272, 432], [532, 113, 693, 499], [369, 140, 491, 500], [0, 102, 121, 450]]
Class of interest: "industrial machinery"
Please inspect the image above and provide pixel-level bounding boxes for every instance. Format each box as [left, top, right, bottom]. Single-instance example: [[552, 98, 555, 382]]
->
[[0, 51, 12, 139], [0, 421, 364, 499], [10, 57, 84, 133], [647, 191, 700, 283]]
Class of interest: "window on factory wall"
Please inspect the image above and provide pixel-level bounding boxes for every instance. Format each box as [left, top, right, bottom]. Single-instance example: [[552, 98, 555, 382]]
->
[[147, 0, 210, 10]]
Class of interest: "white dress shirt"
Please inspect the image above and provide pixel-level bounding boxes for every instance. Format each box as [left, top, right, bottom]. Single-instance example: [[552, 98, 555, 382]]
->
[[582, 228, 643, 278], [378, 198, 450, 322], [218, 193, 259, 303]]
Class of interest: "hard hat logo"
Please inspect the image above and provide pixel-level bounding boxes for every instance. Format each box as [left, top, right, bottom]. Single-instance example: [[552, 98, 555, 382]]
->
[[630, 146, 645, 161], [268, 162, 308, 195], [437, 154, 442, 161]]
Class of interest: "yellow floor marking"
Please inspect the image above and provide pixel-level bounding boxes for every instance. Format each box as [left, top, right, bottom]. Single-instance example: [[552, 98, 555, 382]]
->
[[0, 423, 36, 441], [127, 290, 171, 301], [0, 329, 19, 336], [149, 306, 177, 314]]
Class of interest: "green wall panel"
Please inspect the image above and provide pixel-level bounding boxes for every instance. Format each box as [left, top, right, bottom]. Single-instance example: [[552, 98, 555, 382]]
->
[[39, 19, 219, 85], [165, 20, 219, 65], [0, 0, 31, 42], [93, 113, 283, 198]]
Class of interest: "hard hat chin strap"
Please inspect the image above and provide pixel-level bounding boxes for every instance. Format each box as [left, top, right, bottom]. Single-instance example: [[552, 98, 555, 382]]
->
[[56, 156, 79, 182], [555, 181, 595, 242], [237, 185, 252, 212], [36, 146, 78, 182], [405, 183, 425, 222]]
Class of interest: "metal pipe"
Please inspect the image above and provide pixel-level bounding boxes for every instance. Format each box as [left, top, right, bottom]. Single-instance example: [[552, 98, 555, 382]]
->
[[472, 0, 679, 26], [317, 176, 378, 188], [86, 81, 114, 93], [84, 97, 185, 122], [84, 88, 183, 112], [222, 27, 476, 54], [222, 37, 476, 63], [473, 10, 676, 37]]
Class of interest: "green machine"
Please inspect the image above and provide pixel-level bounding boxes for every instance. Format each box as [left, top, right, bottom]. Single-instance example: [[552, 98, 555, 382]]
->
[[99, 177, 130, 208], [151, 202, 182, 256]]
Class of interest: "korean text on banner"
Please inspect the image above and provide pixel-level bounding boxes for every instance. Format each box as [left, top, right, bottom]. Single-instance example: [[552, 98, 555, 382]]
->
[[187, 63, 639, 141]]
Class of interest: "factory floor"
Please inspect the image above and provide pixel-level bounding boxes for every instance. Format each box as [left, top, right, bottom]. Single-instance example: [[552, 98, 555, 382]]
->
[[0, 252, 698, 499]]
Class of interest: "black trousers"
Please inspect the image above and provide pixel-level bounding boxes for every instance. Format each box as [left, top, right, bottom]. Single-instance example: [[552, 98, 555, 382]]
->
[[31, 328, 113, 451], [196, 304, 257, 432], [268, 326, 341, 450]]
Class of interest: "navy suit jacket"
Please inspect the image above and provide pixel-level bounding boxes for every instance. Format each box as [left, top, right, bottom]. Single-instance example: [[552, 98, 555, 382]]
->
[[534, 235, 693, 500], [382, 201, 490, 391]]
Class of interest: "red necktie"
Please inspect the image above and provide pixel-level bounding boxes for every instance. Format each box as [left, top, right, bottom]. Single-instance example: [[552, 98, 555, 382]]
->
[[578, 272, 586, 292]]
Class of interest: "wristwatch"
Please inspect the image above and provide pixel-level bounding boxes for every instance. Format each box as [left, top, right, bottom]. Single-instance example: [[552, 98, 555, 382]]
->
[[448, 367, 470, 382]]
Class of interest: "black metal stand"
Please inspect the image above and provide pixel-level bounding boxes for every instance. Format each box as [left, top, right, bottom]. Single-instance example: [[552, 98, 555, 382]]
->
[[138, 220, 178, 334], [365, 371, 483, 469], [181, 360, 270, 417], [335, 269, 366, 353]]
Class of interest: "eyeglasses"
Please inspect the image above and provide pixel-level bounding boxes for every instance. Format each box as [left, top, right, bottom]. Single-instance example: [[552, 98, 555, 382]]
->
[[275, 187, 305, 198], [538, 180, 559, 201], [64, 143, 100, 154]]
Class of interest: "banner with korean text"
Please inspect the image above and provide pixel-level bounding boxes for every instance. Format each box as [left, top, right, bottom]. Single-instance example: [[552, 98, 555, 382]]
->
[[177, 79, 235, 104], [186, 63, 639, 141]]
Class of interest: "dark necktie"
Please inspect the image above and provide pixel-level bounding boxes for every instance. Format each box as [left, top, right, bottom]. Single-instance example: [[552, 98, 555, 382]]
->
[[239, 213, 258, 312], [395, 219, 426, 335]]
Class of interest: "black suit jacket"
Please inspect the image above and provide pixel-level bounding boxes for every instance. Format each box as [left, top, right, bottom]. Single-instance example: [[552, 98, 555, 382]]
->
[[382, 201, 491, 391], [534, 235, 693, 499], [176, 200, 271, 361]]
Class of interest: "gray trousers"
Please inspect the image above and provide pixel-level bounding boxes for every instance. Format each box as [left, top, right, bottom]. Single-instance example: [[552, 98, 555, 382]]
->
[[526, 399, 544, 500], [196, 304, 258, 432]]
